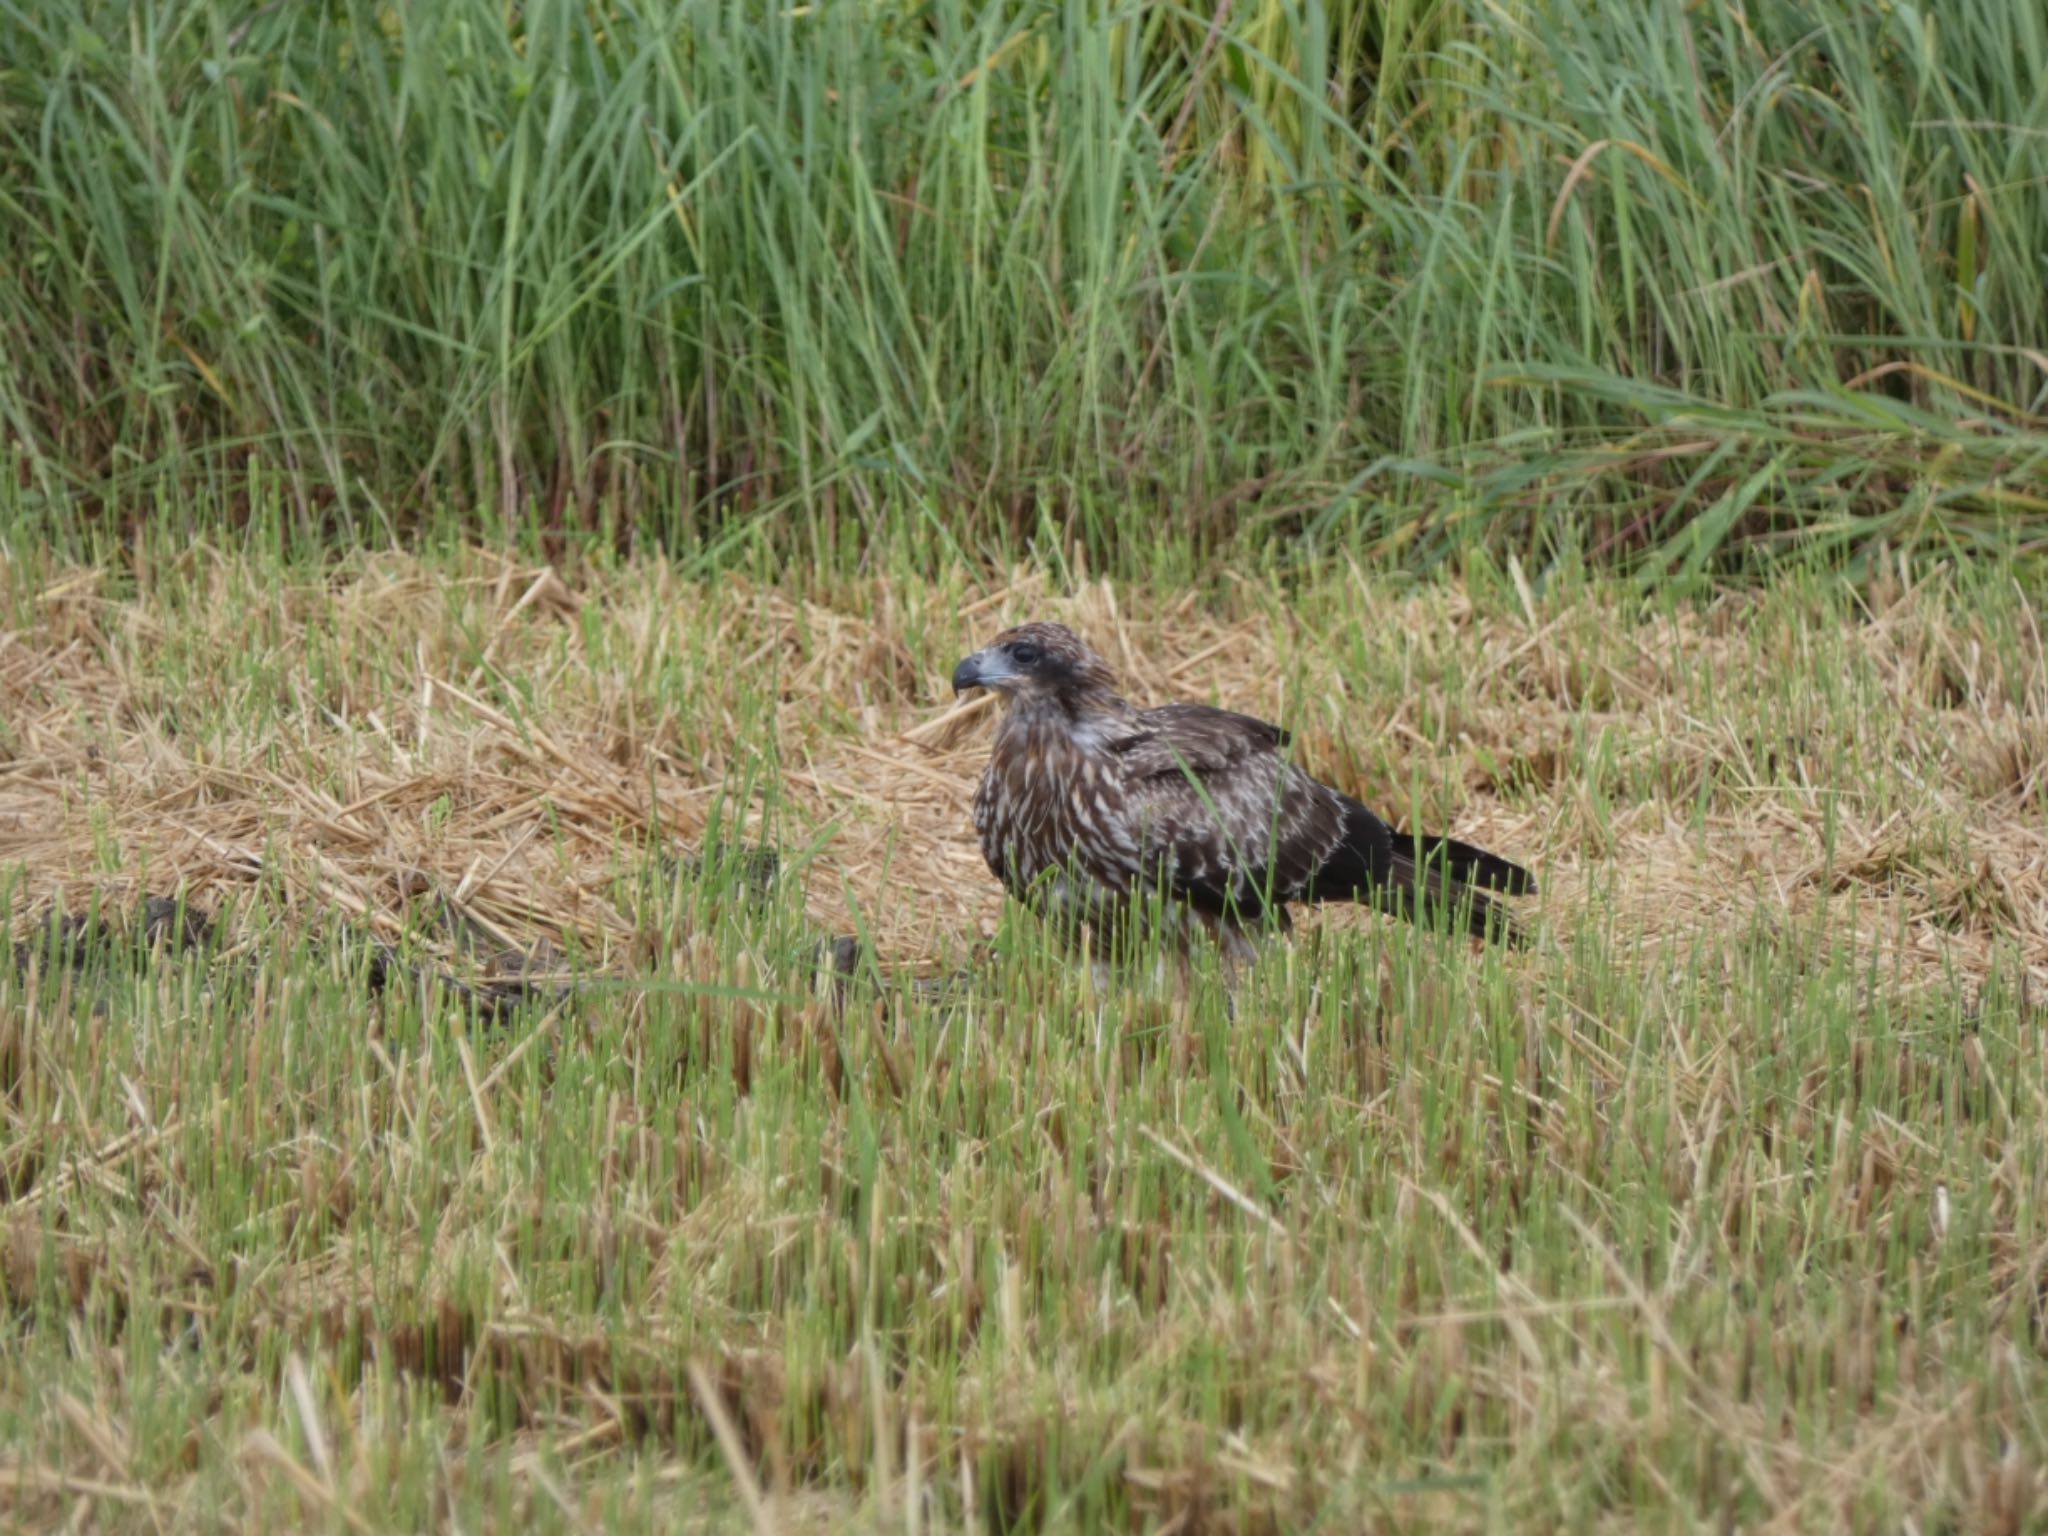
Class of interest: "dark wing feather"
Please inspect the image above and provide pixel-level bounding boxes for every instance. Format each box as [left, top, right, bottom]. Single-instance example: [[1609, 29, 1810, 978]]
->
[[1293, 795, 1524, 941], [1107, 702, 1289, 766], [1110, 704, 1343, 921], [1402, 832, 1536, 897], [1111, 704, 1535, 942]]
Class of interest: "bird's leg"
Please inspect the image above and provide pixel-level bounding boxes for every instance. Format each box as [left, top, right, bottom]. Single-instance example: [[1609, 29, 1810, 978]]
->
[[1217, 923, 1259, 981], [1219, 923, 1267, 1020]]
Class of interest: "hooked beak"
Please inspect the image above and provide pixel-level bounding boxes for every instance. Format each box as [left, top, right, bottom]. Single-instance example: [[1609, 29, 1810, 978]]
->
[[950, 648, 1013, 695]]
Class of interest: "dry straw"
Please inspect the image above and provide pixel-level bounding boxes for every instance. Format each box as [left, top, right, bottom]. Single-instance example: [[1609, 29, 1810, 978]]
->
[[2, 550, 2043, 995]]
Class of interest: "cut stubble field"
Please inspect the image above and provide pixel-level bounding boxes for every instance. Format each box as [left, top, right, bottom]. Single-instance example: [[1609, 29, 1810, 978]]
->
[[2, 545, 2046, 1532]]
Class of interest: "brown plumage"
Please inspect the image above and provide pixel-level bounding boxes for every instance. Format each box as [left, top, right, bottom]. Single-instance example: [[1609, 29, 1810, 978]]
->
[[951, 622, 1534, 962]]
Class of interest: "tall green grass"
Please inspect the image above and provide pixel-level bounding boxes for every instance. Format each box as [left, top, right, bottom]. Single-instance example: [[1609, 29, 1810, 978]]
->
[[2, 0, 2044, 570]]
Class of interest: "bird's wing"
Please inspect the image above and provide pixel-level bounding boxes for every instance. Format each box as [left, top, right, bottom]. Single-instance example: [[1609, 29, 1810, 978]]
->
[[1107, 702, 1532, 940], [1108, 703, 1349, 921], [1109, 702, 1289, 765]]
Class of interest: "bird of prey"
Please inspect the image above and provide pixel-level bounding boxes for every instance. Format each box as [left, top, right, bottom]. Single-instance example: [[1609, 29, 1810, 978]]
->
[[950, 622, 1534, 964]]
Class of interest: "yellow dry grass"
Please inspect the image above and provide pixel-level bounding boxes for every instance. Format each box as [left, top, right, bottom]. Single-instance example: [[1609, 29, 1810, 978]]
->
[[3, 550, 2044, 996]]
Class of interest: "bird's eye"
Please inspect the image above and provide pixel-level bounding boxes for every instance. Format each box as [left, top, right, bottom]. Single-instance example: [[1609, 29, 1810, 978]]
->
[[1009, 642, 1042, 667]]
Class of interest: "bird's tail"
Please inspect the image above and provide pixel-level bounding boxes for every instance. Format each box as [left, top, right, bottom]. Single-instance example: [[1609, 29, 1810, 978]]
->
[[1382, 836, 1534, 945], [1406, 832, 1536, 899], [1318, 798, 1536, 944]]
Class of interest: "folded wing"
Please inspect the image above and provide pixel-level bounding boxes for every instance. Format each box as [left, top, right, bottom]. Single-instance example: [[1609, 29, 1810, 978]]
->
[[1109, 702, 1534, 940], [1109, 704, 1348, 925]]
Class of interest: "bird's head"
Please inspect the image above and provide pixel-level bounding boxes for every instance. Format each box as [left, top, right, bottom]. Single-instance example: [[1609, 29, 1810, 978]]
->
[[951, 622, 1121, 711]]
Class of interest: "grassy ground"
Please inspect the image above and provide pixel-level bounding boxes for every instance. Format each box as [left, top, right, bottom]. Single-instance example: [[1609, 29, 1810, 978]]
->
[[3, 541, 2045, 1531]]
